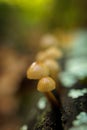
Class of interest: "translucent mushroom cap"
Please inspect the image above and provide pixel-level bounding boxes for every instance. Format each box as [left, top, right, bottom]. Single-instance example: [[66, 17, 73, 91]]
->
[[37, 76, 56, 92], [43, 59, 60, 79], [45, 47, 62, 59], [36, 47, 62, 62], [40, 34, 58, 49], [36, 51, 47, 61], [27, 62, 49, 79]]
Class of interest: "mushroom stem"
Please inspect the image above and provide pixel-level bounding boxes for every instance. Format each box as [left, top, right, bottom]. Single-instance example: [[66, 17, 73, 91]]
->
[[37, 76, 60, 107], [44, 91, 60, 107]]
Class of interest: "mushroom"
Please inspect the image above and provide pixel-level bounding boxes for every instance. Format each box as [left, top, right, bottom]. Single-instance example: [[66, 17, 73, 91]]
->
[[37, 76, 55, 92], [40, 34, 58, 49], [36, 47, 62, 62], [36, 51, 47, 62], [27, 61, 59, 106], [37, 76, 59, 107], [27, 61, 49, 79], [43, 59, 61, 79], [27, 51, 61, 106], [45, 47, 63, 59]]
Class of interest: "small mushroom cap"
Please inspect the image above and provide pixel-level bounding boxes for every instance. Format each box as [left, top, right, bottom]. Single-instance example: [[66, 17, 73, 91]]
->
[[36, 51, 47, 61], [43, 59, 60, 79], [27, 62, 49, 79], [37, 76, 56, 92], [40, 34, 58, 49], [36, 47, 62, 62], [45, 47, 62, 59]]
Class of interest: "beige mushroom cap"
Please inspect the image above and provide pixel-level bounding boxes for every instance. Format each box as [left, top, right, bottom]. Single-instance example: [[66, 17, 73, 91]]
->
[[27, 62, 49, 79], [37, 76, 56, 92], [40, 34, 58, 49], [43, 59, 60, 79], [36, 47, 62, 62], [45, 47, 63, 59], [36, 51, 47, 62]]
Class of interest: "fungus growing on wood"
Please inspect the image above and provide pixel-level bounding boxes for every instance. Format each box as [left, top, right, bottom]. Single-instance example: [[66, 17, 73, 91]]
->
[[27, 61, 49, 79], [27, 61, 59, 107], [37, 76, 59, 107], [27, 42, 62, 107]]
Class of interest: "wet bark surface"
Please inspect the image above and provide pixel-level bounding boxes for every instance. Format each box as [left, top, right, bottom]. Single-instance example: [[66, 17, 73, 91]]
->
[[34, 107, 63, 130]]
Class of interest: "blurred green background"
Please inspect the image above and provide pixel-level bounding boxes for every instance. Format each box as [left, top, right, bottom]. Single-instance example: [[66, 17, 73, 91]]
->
[[0, 0, 87, 51], [0, 0, 54, 53]]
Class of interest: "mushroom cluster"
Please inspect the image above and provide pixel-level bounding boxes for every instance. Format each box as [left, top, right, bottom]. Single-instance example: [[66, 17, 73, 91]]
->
[[27, 35, 63, 107]]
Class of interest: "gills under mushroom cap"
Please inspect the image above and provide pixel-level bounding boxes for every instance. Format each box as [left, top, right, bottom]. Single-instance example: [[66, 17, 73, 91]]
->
[[27, 62, 49, 79], [37, 76, 56, 92]]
